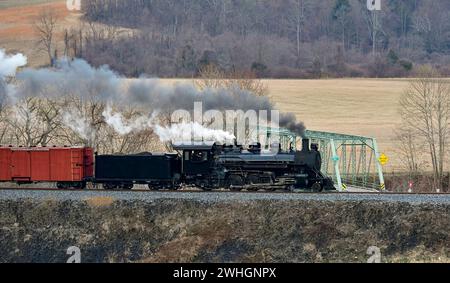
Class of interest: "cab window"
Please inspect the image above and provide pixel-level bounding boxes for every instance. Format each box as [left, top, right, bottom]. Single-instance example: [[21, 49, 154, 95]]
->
[[191, 151, 208, 162]]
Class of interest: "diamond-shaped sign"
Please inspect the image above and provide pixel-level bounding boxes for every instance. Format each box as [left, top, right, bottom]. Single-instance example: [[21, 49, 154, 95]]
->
[[378, 154, 389, 165]]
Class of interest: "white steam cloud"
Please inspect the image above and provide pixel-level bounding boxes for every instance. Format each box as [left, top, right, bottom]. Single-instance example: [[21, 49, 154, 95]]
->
[[0, 49, 28, 105], [63, 110, 93, 141], [0, 49, 27, 78], [102, 105, 235, 143], [154, 122, 236, 143], [102, 105, 158, 135]]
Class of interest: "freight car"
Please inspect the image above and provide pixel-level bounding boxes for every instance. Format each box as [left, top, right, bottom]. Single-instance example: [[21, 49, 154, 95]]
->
[[0, 139, 335, 192], [0, 146, 94, 189]]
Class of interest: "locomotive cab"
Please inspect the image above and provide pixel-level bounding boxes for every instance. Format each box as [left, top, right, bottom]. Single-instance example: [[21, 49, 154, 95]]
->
[[173, 142, 218, 188]]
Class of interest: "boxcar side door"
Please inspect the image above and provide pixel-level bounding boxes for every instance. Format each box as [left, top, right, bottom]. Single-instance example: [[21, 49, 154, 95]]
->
[[11, 150, 31, 181]]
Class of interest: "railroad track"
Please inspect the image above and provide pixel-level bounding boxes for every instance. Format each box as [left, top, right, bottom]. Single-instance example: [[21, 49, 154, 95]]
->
[[0, 187, 449, 195]]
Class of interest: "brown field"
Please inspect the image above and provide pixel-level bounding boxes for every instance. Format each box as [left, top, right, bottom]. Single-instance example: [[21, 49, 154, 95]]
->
[[0, 0, 61, 9], [0, 0, 80, 67], [266, 78, 407, 171]]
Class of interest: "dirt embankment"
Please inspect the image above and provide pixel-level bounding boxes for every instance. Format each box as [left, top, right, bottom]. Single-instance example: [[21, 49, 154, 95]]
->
[[0, 198, 449, 263]]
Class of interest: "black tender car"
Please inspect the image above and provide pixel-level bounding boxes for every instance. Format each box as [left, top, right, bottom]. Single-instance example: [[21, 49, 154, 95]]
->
[[95, 153, 181, 190]]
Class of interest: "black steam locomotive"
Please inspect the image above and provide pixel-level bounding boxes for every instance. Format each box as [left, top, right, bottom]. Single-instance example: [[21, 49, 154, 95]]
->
[[95, 139, 335, 192]]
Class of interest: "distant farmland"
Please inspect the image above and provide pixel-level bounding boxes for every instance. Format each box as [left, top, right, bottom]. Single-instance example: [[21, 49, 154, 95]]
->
[[0, 0, 76, 67], [266, 79, 408, 171], [0, 0, 62, 9]]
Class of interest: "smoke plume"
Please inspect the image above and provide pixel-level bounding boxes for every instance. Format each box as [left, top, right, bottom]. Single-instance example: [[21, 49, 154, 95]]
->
[[11, 57, 306, 140], [0, 49, 27, 105]]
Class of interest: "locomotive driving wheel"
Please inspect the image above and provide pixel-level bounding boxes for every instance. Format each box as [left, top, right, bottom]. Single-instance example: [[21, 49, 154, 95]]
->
[[103, 183, 116, 190], [122, 183, 134, 190], [148, 184, 162, 191], [227, 175, 244, 191], [311, 182, 323, 193], [246, 175, 260, 191]]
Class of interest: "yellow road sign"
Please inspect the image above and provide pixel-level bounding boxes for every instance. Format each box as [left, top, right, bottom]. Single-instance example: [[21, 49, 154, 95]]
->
[[378, 154, 389, 165]]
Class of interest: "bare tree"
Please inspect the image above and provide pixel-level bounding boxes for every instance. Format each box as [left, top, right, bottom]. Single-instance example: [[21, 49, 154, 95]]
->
[[394, 125, 425, 178], [287, 0, 310, 65], [359, 0, 382, 57], [0, 80, 10, 144], [0, 79, 6, 114], [194, 65, 269, 97], [61, 95, 106, 148], [399, 66, 450, 192], [35, 10, 58, 66], [7, 97, 61, 146], [98, 105, 164, 154]]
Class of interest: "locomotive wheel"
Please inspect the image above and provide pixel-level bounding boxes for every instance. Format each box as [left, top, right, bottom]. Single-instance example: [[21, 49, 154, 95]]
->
[[148, 184, 161, 191], [201, 186, 213, 192], [228, 175, 244, 191], [103, 183, 117, 190], [246, 175, 260, 191], [122, 183, 134, 190], [57, 182, 85, 190], [311, 182, 323, 193]]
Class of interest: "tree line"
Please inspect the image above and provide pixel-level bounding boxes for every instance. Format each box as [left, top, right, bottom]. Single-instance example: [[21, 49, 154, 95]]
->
[[64, 0, 450, 78]]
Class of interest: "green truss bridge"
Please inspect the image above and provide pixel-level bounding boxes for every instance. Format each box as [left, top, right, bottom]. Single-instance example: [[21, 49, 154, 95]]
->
[[260, 128, 386, 192]]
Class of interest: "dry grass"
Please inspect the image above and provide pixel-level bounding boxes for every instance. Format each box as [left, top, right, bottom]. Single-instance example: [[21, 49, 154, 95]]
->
[[267, 78, 409, 171], [85, 196, 115, 208]]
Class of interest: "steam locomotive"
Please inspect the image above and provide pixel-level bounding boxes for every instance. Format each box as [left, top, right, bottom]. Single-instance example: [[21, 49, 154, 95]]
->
[[0, 139, 335, 192]]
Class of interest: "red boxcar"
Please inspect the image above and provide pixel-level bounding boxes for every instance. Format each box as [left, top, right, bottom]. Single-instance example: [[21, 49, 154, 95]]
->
[[0, 146, 94, 188]]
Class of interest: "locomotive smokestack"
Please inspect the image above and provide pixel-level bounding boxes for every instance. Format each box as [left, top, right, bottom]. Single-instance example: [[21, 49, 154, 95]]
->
[[302, 139, 310, 152]]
